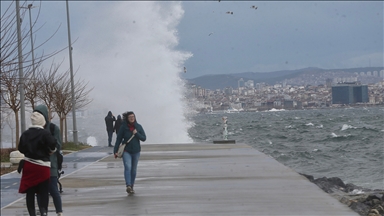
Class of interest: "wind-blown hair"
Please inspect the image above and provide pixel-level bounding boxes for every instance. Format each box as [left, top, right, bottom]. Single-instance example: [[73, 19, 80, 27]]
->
[[122, 111, 135, 123]]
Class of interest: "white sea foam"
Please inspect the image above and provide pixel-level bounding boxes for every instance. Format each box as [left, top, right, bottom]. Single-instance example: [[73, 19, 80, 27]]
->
[[351, 189, 364, 195], [316, 124, 323, 128], [306, 123, 314, 126], [331, 132, 338, 137], [331, 132, 353, 138], [86, 136, 98, 146], [341, 124, 357, 131], [267, 108, 286, 112]]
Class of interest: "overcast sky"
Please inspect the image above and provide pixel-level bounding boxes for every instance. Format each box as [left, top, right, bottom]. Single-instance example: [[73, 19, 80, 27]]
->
[[178, 1, 383, 78], [2, 1, 383, 79], [1, 1, 383, 143]]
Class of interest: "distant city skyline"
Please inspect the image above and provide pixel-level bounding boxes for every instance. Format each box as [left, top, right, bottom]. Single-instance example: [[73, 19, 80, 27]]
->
[[187, 66, 384, 90]]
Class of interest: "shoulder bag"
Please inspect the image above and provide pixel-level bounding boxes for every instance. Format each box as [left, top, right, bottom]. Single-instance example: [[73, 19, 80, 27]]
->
[[117, 134, 135, 158]]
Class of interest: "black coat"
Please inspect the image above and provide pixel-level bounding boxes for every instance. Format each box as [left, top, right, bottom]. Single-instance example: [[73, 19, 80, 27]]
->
[[114, 115, 122, 134], [105, 111, 116, 132], [18, 127, 57, 162]]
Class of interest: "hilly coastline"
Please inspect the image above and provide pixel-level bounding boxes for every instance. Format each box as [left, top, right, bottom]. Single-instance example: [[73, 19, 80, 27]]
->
[[186, 67, 384, 90]]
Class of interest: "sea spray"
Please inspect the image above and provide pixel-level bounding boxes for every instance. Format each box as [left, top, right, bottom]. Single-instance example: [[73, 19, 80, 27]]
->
[[66, 2, 194, 144]]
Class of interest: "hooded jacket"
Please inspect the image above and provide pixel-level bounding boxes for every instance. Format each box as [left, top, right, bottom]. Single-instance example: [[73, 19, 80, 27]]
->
[[113, 115, 122, 134], [105, 111, 116, 132], [34, 104, 63, 177], [114, 121, 146, 154]]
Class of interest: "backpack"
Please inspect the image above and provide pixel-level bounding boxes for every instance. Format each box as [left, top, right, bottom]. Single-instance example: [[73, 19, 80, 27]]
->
[[50, 123, 63, 171]]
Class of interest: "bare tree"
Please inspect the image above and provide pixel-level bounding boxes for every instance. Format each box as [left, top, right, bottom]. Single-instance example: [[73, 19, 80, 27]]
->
[[0, 63, 32, 148], [1, 1, 29, 73], [1, 1, 62, 73], [38, 60, 66, 121], [0, 104, 13, 148], [1, 1, 64, 147], [52, 69, 93, 142], [24, 64, 43, 110], [52, 69, 71, 141], [5, 112, 16, 149]]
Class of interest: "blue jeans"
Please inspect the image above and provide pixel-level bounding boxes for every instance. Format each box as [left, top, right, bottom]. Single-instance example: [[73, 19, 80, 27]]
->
[[123, 151, 140, 187], [48, 176, 62, 213], [107, 130, 113, 146], [37, 176, 62, 213]]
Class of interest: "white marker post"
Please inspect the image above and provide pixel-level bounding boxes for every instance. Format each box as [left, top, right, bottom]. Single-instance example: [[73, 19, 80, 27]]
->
[[222, 116, 228, 140], [213, 116, 235, 144]]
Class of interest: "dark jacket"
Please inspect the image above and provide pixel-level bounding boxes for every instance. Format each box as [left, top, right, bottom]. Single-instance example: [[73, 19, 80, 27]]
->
[[105, 111, 116, 132], [114, 121, 146, 154], [34, 104, 63, 177], [114, 115, 122, 134], [18, 127, 56, 162]]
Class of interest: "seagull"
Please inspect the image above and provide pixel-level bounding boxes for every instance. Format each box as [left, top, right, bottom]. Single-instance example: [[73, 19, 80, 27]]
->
[[184, 67, 187, 73], [226, 11, 233, 14], [208, 32, 214, 36], [251, 5, 258, 9]]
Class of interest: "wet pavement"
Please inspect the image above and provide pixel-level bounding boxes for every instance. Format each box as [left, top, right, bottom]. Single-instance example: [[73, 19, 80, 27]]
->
[[0, 146, 113, 209], [1, 143, 358, 216]]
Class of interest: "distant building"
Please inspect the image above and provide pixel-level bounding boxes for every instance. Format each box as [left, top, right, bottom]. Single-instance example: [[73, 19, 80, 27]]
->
[[238, 78, 244, 88], [325, 78, 333, 88], [284, 100, 294, 109], [244, 80, 254, 88], [224, 87, 233, 95], [332, 82, 368, 104]]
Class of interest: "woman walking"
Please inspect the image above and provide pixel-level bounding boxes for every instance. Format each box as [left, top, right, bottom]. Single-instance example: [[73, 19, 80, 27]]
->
[[114, 111, 146, 194], [18, 112, 57, 216]]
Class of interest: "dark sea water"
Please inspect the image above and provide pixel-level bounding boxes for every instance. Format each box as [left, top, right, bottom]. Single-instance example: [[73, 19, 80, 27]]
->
[[62, 106, 383, 190], [188, 106, 384, 190]]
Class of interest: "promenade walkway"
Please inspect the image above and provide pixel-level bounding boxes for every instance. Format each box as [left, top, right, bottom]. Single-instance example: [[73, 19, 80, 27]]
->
[[1, 143, 357, 216]]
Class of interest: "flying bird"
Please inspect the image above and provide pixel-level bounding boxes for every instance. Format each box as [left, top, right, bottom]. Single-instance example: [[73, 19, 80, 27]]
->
[[226, 11, 233, 15], [208, 32, 214, 36], [251, 5, 258, 10], [184, 67, 187, 73]]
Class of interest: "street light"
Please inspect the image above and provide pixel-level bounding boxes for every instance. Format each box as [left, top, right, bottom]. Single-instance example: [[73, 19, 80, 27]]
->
[[20, 4, 38, 109], [15, 0, 26, 133], [65, 0, 78, 144], [20, 4, 37, 79]]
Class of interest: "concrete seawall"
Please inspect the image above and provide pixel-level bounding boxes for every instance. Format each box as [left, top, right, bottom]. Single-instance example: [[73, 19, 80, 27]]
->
[[1, 143, 358, 216]]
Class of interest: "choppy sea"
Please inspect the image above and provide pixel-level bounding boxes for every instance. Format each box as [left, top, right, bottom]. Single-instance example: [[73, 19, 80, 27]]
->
[[188, 106, 384, 190], [4, 106, 381, 190]]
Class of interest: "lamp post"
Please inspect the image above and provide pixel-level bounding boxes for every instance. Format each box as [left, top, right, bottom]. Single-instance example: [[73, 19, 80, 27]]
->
[[65, 0, 78, 144], [26, 4, 36, 78], [15, 0, 26, 133], [20, 4, 37, 108]]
